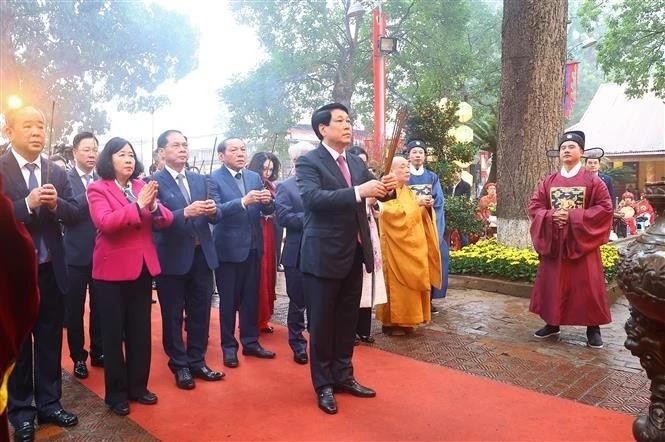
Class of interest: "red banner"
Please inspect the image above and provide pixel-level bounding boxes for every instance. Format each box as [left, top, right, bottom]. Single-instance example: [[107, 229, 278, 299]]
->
[[563, 61, 580, 119]]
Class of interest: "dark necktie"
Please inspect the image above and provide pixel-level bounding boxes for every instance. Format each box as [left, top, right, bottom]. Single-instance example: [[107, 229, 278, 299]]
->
[[176, 174, 191, 204], [83, 174, 92, 189], [234, 172, 246, 195], [25, 163, 49, 263]]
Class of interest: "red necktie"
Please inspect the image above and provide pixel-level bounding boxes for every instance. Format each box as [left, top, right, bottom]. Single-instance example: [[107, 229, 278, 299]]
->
[[337, 155, 352, 187], [337, 155, 362, 244]]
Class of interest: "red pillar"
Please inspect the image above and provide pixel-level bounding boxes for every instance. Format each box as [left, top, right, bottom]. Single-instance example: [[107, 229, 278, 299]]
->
[[371, 8, 387, 163]]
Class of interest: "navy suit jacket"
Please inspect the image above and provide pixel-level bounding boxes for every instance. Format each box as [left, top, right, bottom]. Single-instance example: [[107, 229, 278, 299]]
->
[[275, 176, 304, 268], [63, 167, 97, 266], [0, 151, 78, 293], [209, 166, 274, 263], [152, 169, 220, 274], [599, 172, 616, 207], [448, 179, 471, 197], [295, 144, 376, 279]]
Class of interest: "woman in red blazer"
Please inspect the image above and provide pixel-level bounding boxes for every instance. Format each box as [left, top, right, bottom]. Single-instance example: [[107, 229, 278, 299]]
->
[[88, 137, 173, 416]]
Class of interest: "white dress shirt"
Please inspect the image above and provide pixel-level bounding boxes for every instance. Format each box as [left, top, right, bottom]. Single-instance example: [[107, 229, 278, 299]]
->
[[322, 143, 361, 202], [75, 165, 95, 189], [165, 164, 191, 197], [11, 149, 42, 213]]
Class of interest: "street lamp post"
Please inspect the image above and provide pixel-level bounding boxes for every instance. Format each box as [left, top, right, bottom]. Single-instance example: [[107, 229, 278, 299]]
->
[[348, 1, 397, 162], [372, 7, 387, 162]]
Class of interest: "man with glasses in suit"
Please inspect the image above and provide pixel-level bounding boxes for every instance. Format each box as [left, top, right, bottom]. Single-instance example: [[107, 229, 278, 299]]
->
[[152, 130, 225, 389]]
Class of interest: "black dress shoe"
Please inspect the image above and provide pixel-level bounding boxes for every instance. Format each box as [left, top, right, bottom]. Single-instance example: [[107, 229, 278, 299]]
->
[[316, 386, 337, 414], [223, 353, 239, 368], [38, 408, 78, 427], [130, 391, 158, 405], [90, 355, 104, 367], [73, 360, 89, 379], [242, 346, 276, 359], [333, 379, 376, 398], [175, 367, 195, 389], [109, 401, 130, 416], [12, 421, 34, 442], [358, 335, 375, 344], [191, 365, 224, 381], [293, 352, 308, 365]]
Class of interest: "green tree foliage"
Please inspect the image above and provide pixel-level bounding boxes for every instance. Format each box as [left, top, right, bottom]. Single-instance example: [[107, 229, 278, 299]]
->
[[390, 1, 501, 114], [445, 196, 485, 235], [405, 98, 478, 181], [0, 1, 199, 140], [579, 0, 665, 98], [565, 3, 605, 125], [220, 0, 502, 142]]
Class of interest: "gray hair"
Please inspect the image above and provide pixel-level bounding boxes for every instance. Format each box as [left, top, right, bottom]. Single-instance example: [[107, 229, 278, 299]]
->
[[288, 141, 315, 161]]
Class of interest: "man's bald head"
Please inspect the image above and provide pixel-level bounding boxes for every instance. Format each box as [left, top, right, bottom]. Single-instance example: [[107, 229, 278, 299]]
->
[[391, 156, 408, 171], [4, 105, 46, 161], [391, 156, 410, 184]]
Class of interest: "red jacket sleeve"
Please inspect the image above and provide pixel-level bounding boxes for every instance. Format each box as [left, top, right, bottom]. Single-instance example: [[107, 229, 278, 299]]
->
[[528, 176, 559, 258], [0, 176, 39, 387]]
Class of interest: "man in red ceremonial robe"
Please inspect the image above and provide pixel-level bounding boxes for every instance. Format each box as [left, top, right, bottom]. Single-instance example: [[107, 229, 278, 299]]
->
[[0, 175, 40, 440], [528, 130, 613, 348]]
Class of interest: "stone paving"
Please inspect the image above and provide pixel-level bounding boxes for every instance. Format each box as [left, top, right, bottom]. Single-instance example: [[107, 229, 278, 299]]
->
[[270, 275, 651, 417], [18, 273, 649, 440]]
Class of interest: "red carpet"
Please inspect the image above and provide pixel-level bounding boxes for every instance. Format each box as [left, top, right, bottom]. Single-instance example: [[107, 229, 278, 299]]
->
[[64, 305, 633, 441]]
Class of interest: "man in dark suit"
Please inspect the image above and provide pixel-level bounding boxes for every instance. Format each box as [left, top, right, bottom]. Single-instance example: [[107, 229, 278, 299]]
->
[[585, 155, 616, 207], [63, 132, 104, 380], [295, 103, 396, 414], [152, 130, 225, 389], [447, 171, 471, 197], [0, 105, 79, 441], [209, 137, 276, 368], [275, 142, 315, 365]]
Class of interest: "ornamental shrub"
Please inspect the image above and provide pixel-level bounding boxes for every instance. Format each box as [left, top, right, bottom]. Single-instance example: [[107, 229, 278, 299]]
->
[[449, 238, 619, 283]]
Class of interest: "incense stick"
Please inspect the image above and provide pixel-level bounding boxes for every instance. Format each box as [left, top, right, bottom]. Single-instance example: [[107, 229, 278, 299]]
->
[[381, 107, 408, 176]]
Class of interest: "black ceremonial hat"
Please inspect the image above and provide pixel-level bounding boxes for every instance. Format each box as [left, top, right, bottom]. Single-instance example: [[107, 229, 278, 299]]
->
[[558, 130, 585, 150], [405, 139, 426, 152]]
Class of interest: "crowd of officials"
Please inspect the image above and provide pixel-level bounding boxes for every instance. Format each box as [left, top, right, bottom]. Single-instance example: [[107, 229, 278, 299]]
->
[[2, 102, 617, 440]]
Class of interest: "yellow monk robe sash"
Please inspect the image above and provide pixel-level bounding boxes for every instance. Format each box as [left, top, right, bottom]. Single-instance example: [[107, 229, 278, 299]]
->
[[380, 185, 442, 291], [1, 362, 15, 414]]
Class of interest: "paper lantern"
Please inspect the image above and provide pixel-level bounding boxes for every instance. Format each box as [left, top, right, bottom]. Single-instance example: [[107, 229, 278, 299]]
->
[[456, 102, 473, 123], [454, 125, 474, 144]]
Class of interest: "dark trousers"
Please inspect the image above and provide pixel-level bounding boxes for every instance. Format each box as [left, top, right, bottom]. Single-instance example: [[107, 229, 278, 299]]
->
[[356, 308, 372, 337], [156, 247, 213, 372], [214, 251, 260, 355], [94, 270, 152, 406], [304, 246, 363, 391], [284, 265, 307, 354], [8, 263, 65, 426], [66, 264, 102, 363]]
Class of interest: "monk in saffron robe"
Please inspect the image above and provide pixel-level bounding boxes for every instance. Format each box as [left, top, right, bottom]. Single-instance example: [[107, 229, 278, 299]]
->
[[529, 130, 613, 348], [377, 157, 442, 336]]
